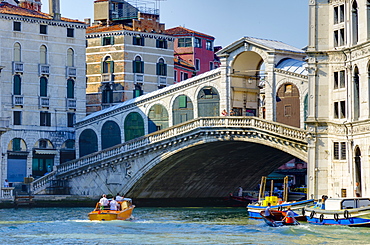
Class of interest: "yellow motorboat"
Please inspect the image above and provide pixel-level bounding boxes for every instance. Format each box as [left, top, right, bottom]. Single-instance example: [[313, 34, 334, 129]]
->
[[88, 198, 135, 221]]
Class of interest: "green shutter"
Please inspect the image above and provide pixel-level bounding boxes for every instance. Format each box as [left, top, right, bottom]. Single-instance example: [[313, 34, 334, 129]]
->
[[110, 61, 114, 73], [179, 95, 187, 108]]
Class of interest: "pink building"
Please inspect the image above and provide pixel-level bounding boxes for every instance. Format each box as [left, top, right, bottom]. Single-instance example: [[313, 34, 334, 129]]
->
[[165, 26, 220, 82]]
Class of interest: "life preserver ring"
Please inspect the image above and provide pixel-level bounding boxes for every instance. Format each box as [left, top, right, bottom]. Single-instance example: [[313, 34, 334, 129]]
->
[[344, 210, 350, 219], [301, 208, 305, 216], [334, 213, 339, 222], [310, 211, 315, 219], [278, 206, 282, 211], [319, 214, 324, 223]]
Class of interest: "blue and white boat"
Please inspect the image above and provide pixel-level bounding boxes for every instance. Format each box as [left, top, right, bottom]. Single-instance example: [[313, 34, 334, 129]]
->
[[304, 197, 370, 227]]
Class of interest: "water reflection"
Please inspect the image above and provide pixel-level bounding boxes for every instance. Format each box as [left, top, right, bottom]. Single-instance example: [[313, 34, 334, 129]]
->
[[0, 207, 367, 244]]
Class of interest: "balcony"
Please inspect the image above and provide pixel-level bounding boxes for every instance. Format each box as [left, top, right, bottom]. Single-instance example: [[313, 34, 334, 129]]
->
[[12, 95, 23, 106], [66, 98, 76, 109], [66, 67, 77, 78], [135, 74, 144, 84], [39, 97, 50, 108], [101, 103, 113, 109], [101, 73, 113, 83], [158, 76, 167, 85], [13, 62, 24, 73], [39, 64, 50, 76]]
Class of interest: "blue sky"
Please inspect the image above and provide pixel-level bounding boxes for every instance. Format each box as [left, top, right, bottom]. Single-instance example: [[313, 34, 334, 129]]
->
[[42, 0, 308, 49]]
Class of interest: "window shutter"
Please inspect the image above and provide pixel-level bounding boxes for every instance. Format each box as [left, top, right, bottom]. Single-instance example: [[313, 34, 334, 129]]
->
[[164, 64, 167, 76], [141, 61, 144, 73], [47, 112, 51, 126], [156, 39, 159, 48], [111, 36, 114, 45], [110, 61, 114, 73], [164, 40, 168, 49], [179, 96, 187, 108], [132, 60, 136, 73], [101, 61, 104, 73], [101, 37, 104, 46], [141, 37, 145, 46], [156, 63, 160, 75]]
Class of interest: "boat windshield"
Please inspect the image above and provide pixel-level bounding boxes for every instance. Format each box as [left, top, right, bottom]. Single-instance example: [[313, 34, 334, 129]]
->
[[341, 198, 370, 209]]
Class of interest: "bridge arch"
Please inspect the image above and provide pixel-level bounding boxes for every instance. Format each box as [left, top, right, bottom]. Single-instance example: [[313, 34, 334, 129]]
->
[[197, 86, 220, 117], [101, 120, 121, 150], [79, 128, 98, 157], [172, 94, 194, 125], [147, 104, 169, 134], [124, 112, 145, 141]]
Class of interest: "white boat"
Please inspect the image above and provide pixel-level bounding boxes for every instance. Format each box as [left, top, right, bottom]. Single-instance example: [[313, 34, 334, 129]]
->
[[304, 197, 370, 227]]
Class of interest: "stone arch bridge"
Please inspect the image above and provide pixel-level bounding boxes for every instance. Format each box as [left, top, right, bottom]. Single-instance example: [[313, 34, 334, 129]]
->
[[32, 117, 308, 199]]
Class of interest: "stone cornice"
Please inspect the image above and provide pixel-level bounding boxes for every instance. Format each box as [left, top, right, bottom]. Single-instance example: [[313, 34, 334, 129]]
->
[[274, 68, 308, 80], [86, 30, 175, 41]]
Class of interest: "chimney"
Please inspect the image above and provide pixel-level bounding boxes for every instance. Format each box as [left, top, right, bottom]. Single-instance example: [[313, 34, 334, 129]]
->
[[48, 0, 61, 20]]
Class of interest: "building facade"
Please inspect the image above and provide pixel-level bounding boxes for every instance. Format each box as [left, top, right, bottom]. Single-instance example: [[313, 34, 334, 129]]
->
[[307, 0, 370, 199], [0, 0, 86, 189], [86, 0, 174, 114]]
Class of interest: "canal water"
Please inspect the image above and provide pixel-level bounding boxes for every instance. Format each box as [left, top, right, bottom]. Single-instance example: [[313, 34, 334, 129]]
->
[[0, 207, 367, 244]]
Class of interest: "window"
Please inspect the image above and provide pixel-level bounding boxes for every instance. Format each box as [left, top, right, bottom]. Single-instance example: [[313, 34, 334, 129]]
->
[[206, 40, 213, 50], [67, 48, 74, 67], [179, 95, 187, 108], [12, 138, 21, 151], [102, 84, 113, 103], [334, 100, 346, 118], [13, 21, 21, 31], [40, 24, 47, 34], [102, 56, 114, 74], [352, 1, 359, 45], [67, 113, 75, 127], [195, 59, 200, 71], [194, 38, 202, 48], [67, 79, 74, 98], [13, 75, 21, 95], [39, 139, 48, 148], [133, 56, 144, 73], [67, 28, 74, 38], [14, 43, 21, 62], [334, 102, 339, 118], [40, 77, 48, 97], [284, 105, 292, 117], [156, 58, 167, 76], [133, 84, 143, 98], [334, 70, 346, 89], [210, 62, 214, 70], [178, 38, 192, 47], [40, 45, 47, 64], [13, 111, 21, 125], [102, 36, 114, 46], [133, 35, 145, 46], [334, 142, 346, 160], [174, 70, 177, 82], [40, 112, 51, 126], [156, 39, 168, 49], [183, 73, 188, 80]]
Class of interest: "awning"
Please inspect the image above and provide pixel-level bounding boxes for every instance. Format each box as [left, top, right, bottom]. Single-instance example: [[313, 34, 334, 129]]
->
[[34, 149, 58, 155]]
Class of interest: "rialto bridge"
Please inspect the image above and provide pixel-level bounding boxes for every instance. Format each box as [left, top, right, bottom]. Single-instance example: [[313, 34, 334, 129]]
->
[[31, 37, 310, 199]]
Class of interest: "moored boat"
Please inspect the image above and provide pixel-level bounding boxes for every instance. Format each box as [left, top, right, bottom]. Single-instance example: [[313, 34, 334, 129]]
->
[[304, 197, 370, 227], [260, 209, 300, 227], [88, 198, 135, 221]]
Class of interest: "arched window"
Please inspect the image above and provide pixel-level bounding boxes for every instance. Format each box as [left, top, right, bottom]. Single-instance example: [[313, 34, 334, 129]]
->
[[102, 56, 114, 74], [101, 121, 121, 150], [353, 66, 360, 120], [352, 1, 359, 45], [14, 43, 21, 62], [156, 58, 167, 76], [40, 77, 48, 97], [67, 78, 74, 98], [40, 45, 47, 64], [124, 112, 144, 141], [133, 56, 144, 73], [79, 129, 98, 157], [102, 83, 113, 103], [67, 48, 74, 67], [197, 86, 220, 117], [13, 75, 21, 95], [148, 104, 169, 133]]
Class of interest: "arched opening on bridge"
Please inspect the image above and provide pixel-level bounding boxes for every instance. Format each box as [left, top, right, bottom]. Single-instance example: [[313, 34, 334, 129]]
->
[[124, 112, 145, 141], [353, 66, 360, 121], [79, 129, 98, 157], [276, 83, 300, 128], [172, 95, 194, 125], [127, 141, 301, 200], [197, 86, 220, 117], [7, 138, 27, 183], [230, 51, 264, 116], [60, 139, 75, 164], [101, 120, 121, 150], [148, 104, 169, 134], [354, 146, 362, 196], [32, 139, 55, 178]]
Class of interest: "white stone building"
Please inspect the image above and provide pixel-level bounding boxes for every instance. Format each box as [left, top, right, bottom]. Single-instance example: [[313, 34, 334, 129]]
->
[[0, 0, 86, 191], [307, 0, 370, 199]]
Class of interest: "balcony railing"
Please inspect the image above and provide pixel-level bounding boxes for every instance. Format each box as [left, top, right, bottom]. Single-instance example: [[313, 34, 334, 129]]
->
[[135, 74, 144, 83], [13, 95, 23, 106], [39, 64, 50, 75], [101, 73, 113, 82], [158, 76, 167, 85], [66, 98, 76, 109], [13, 62, 24, 73], [39, 97, 50, 107], [66, 67, 77, 77]]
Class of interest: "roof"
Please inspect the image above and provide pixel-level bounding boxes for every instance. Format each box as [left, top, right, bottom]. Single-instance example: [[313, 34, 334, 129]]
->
[[276, 58, 308, 76], [174, 57, 195, 70], [78, 68, 221, 124], [87, 24, 133, 34], [165, 26, 214, 40], [0, 2, 84, 24]]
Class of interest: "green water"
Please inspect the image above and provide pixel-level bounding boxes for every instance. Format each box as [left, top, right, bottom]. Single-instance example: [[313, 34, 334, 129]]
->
[[0, 207, 367, 244]]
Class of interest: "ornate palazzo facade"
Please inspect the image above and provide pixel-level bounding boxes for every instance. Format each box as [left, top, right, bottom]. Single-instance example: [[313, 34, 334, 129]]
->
[[307, 0, 370, 199]]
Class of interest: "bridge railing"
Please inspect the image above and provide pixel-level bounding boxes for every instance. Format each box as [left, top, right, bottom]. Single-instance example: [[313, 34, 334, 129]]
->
[[31, 170, 57, 194], [54, 117, 307, 178]]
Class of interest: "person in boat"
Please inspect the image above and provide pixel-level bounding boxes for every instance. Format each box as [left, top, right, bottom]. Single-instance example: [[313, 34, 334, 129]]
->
[[355, 182, 361, 197], [238, 186, 243, 197], [99, 194, 109, 210], [109, 197, 120, 211], [265, 203, 274, 219], [282, 207, 295, 224], [116, 193, 124, 202]]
